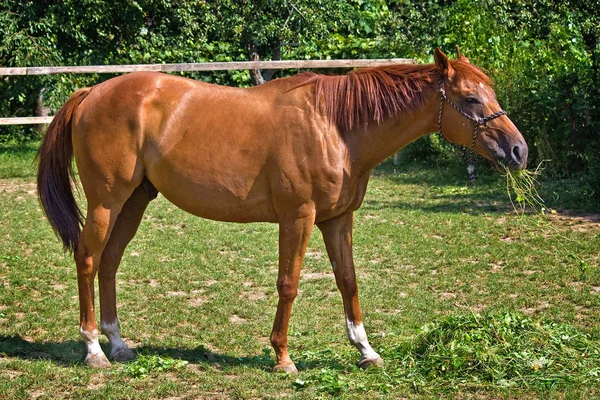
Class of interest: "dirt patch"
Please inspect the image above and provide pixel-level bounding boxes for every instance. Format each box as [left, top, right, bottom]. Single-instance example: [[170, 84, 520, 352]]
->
[[28, 390, 45, 400], [239, 290, 267, 301], [188, 297, 207, 307], [522, 301, 551, 314], [469, 304, 487, 312], [489, 262, 504, 273], [499, 235, 515, 243], [302, 271, 334, 280], [166, 291, 187, 297], [305, 251, 324, 260], [1, 369, 22, 380], [86, 374, 107, 390], [376, 308, 403, 315], [548, 210, 600, 232], [0, 180, 36, 195], [188, 289, 208, 306], [229, 314, 246, 324], [50, 283, 67, 291]]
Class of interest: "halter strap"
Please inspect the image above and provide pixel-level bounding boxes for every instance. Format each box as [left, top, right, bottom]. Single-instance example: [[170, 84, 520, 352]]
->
[[437, 78, 507, 183]]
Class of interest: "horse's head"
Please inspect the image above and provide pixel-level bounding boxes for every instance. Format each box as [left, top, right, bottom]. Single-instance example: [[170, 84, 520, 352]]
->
[[434, 48, 528, 172]]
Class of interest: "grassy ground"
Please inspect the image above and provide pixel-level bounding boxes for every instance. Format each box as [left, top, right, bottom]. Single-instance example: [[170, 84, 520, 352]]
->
[[0, 142, 599, 399]]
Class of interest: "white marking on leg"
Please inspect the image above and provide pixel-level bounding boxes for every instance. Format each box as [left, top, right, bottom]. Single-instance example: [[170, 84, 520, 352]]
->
[[345, 319, 380, 361], [101, 320, 127, 351], [80, 328, 103, 356]]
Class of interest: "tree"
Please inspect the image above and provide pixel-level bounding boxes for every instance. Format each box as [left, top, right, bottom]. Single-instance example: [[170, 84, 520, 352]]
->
[[1, 0, 598, 202]]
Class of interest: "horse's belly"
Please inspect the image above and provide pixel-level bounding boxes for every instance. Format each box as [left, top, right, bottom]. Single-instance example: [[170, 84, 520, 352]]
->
[[165, 189, 276, 223], [146, 167, 277, 223]]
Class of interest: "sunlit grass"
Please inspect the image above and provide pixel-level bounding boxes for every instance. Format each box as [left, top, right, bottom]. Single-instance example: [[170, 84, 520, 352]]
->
[[1, 150, 599, 399]]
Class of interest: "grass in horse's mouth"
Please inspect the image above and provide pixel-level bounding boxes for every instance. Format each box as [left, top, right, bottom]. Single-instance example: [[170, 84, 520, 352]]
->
[[502, 162, 553, 215]]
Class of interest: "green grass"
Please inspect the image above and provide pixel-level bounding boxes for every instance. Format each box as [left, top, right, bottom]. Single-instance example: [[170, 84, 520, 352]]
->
[[391, 309, 600, 388], [0, 142, 38, 179], [1, 146, 599, 398], [121, 353, 188, 379]]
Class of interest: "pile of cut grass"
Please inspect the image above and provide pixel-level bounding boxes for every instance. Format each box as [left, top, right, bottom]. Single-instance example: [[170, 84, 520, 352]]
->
[[389, 310, 600, 389], [121, 353, 188, 378]]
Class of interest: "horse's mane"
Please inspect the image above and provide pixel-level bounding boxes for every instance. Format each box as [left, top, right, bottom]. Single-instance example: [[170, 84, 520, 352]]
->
[[299, 59, 491, 134]]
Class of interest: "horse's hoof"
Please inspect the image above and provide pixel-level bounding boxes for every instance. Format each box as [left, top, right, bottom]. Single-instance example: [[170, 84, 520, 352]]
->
[[85, 353, 112, 368], [273, 362, 298, 374], [110, 346, 136, 362], [358, 355, 384, 369]]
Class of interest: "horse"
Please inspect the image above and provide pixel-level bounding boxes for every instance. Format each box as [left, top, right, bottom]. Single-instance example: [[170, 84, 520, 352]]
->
[[36, 48, 528, 373]]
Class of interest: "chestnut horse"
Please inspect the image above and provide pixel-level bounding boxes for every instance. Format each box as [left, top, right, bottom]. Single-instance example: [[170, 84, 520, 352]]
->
[[37, 49, 527, 372]]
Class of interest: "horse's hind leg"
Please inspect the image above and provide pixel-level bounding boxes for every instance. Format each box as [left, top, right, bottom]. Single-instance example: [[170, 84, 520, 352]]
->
[[76, 203, 126, 367], [75, 178, 143, 367], [98, 179, 157, 362]]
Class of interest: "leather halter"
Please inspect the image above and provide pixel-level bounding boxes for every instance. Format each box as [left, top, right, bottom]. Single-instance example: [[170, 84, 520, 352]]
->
[[437, 78, 507, 183]]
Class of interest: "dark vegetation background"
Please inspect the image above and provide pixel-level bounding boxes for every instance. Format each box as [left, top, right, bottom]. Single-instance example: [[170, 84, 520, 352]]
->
[[1, 0, 598, 206]]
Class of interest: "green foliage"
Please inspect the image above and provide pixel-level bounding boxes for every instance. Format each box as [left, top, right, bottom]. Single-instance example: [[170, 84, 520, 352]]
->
[[120, 353, 188, 379], [386, 0, 600, 198], [381, 0, 599, 202], [396, 133, 456, 164], [0, 0, 598, 202]]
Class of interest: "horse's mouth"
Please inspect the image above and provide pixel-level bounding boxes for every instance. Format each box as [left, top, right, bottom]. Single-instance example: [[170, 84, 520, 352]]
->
[[492, 156, 524, 173], [493, 157, 509, 173]]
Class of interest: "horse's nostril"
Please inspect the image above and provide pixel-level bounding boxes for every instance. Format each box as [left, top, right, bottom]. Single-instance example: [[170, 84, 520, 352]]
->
[[512, 145, 522, 164]]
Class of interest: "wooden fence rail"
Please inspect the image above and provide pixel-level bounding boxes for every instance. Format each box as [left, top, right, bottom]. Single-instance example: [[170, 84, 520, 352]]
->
[[0, 117, 54, 125], [0, 58, 413, 77], [0, 58, 414, 125]]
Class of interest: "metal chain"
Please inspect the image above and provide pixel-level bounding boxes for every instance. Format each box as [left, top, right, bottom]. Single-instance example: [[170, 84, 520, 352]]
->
[[437, 78, 507, 183]]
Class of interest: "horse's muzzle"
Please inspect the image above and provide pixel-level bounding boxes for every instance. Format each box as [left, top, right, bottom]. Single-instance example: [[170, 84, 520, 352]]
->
[[509, 142, 528, 170], [492, 141, 528, 172]]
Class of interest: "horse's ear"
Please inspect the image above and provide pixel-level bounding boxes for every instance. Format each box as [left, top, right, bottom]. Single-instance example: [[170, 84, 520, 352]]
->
[[456, 45, 470, 63], [434, 48, 455, 78]]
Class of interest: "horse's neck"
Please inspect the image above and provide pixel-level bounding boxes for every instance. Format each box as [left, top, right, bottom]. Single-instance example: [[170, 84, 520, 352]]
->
[[347, 86, 439, 173]]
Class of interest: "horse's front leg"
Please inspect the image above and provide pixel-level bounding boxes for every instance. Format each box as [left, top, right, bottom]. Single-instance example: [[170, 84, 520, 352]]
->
[[318, 212, 383, 368], [270, 210, 315, 373]]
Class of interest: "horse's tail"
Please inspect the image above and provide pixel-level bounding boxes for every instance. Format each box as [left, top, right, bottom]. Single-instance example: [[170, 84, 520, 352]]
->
[[36, 87, 92, 253]]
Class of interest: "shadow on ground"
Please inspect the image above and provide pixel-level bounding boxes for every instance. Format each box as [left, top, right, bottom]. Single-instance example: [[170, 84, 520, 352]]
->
[[0, 335, 346, 372], [362, 197, 508, 215]]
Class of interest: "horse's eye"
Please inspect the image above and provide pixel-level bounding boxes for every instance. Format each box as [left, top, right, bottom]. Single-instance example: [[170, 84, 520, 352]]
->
[[465, 97, 480, 105]]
